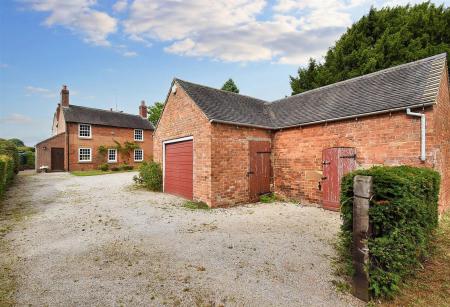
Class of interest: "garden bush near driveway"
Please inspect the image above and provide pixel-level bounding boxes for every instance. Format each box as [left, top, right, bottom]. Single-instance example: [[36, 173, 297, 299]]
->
[[339, 166, 440, 299]]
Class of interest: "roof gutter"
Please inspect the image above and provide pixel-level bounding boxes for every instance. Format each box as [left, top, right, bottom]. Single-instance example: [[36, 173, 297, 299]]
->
[[209, 119, 274, 130], [277, 102, 435, 130], [406, 108, 426, 161], [209, 102, 435, 131]]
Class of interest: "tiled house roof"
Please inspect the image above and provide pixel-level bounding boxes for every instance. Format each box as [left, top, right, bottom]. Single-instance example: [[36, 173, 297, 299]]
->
[[175, 53, 447, 129], [63, 105, 154, 130]]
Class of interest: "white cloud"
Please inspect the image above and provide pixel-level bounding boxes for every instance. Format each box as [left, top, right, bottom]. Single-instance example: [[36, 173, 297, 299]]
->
[[113, 0, 128, 12], [0, 113, 33, 124], [0, 63, 8, 69], [25, 85, 57, 98], [24, 0, 117, 46], [122, 0, 369, 65], [122, 51, 138, 57]]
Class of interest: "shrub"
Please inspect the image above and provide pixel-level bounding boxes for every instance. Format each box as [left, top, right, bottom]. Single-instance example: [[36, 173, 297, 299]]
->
[[339, 166, 440, 298], [19, 151, 35, 170], [98, 163, 109, 171], [0, 155, 14, 198], [111, 166, 120, 171], [134, 161, 162, 191], [0, 140, 19, 174]]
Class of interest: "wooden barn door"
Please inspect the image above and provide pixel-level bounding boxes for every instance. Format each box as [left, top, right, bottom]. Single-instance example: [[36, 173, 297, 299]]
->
[[322, 147, 356, 211], [51, 148, 64, 171], [249, 141, 271, 201]]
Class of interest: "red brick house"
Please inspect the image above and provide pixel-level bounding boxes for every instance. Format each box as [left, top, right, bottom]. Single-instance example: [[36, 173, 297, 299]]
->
[[36, 86, 154, 171], [154, 53, 450, 212]]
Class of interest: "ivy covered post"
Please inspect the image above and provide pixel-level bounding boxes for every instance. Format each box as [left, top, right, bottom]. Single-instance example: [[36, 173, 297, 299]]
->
[[352, 175, 373, 302]]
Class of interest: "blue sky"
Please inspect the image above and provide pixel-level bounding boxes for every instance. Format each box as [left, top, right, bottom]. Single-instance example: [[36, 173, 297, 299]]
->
[[1, 0, 448, 145]]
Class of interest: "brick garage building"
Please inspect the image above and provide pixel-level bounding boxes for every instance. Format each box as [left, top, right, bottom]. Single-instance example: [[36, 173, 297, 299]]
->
[[154, 53, 450, 212], [36, 86, 153, 172]]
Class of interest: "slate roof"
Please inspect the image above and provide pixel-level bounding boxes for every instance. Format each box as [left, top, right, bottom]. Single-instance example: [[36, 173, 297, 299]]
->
[[175, 53, 447, 129], [63, 105, 154, 130], [175, 79, 274, 128]]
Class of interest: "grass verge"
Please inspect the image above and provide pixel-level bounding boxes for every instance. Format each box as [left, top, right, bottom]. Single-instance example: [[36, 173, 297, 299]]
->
[[182, 201, 210, 210], [377, 211, 450, 306], [0, 200, 35, 306], [71, 169, 135, 176]]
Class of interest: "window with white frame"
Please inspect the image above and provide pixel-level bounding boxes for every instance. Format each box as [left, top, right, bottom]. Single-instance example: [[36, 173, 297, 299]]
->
[[134, 129, 143, 141], [108, 149, 117, 163], [134, 149, 143, 162], [78, 148, 92, 162], [79, 124, 91, 138]]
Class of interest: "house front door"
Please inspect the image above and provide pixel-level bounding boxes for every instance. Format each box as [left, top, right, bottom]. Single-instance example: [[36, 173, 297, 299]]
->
[[322, 147, 356, 211]]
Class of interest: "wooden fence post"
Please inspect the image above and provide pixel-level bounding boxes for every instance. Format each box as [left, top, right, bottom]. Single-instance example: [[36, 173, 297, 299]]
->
[[352, 175, 373, 302]]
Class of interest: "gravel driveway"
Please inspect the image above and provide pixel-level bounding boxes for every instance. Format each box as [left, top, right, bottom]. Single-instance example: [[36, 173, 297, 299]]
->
[[1, 171, 362, 306]]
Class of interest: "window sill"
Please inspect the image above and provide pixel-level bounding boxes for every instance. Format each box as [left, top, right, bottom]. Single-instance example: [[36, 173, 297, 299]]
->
[[107, 161, 117, 164], [78, 161, 92, 163], [134, 139, 144, 142], [134, 160, 143, 163], [79, 136, 92, 140]]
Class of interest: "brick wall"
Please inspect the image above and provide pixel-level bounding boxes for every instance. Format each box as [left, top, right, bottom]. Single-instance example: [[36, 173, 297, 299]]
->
[[431, 69, 450, 212], [35, 133, 66, 171], [153, 84, 212, 204], [210, 123, 272, 207], [272, 108, 438, 205], [67, 123, 153, 171]]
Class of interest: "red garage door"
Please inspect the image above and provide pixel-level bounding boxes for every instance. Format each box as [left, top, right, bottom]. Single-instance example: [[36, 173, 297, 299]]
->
[[164, 140, 193, 200]]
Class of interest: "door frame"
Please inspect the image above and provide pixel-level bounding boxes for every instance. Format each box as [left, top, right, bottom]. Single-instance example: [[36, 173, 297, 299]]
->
[[162, 136, 193, 192]]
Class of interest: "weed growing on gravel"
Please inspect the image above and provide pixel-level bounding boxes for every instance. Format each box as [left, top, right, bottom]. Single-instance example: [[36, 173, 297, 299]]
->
[[259, 193, 279, 203], [183, 201, 210, 210]]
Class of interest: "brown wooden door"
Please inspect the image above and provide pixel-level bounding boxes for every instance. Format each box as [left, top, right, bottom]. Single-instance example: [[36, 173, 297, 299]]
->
[[249, 141, 271, 201], [164, 140, 193, 200], [322, 147, 356, 211], [51, 148, 64, 171]]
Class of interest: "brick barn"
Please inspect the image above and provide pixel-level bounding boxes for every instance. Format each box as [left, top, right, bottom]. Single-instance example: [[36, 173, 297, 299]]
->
[[154, 53, 450, 212], [36, 86, 154, 172]]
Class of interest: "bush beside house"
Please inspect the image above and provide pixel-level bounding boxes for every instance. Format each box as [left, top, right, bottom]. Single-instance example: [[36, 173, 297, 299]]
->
[[339, 166, 440, 298], [133, 161, 162, 191]]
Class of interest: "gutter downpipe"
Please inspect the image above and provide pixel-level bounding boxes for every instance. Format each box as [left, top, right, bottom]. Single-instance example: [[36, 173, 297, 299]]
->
[[406, 108, 426, 162]]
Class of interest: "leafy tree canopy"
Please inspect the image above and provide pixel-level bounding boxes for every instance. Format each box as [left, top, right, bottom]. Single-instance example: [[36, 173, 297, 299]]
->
[[290, 2, 450, 95], [8, 138, 25, 147], [221, 78, 240, 93], [147, 102, 165, 126]]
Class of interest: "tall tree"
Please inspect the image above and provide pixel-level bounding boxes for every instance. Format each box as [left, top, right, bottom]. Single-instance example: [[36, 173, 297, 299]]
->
[[221, 78, 240, 93], [8, 138, 25, 147], [147, 102, 164, 126], [290, 3, 450, 95]]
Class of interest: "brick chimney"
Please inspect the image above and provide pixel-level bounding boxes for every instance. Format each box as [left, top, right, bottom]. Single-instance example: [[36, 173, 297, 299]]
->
[[139, 100, 147, 118], [61, 85, 69, 107]]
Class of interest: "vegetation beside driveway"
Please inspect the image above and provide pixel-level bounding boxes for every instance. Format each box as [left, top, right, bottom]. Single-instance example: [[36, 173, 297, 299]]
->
[[1, 171, 362, 306]]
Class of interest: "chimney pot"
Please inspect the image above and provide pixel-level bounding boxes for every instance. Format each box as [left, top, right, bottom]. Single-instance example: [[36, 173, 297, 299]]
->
[[139, 100, 147, 118]]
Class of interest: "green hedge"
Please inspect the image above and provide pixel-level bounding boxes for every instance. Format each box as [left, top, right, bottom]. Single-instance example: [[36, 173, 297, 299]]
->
[[0, 155, 15, 198], [133, 161, 162, 191], [340, 166, 440, 298], [0, 140, 19, 174]]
